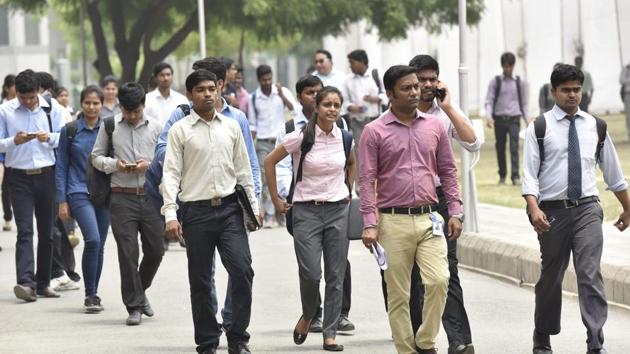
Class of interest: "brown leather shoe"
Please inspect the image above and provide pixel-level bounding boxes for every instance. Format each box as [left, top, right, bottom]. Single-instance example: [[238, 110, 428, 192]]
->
[[14, 284, 37, 302], [36, 286, 61, 298]]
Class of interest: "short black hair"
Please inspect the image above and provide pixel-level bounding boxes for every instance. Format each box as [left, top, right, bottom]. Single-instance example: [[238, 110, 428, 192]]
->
[[80, 85, 104, 103], [408, 54, 440, 76], [192, 57, 226, 82], [100, 75, 118, 88], [15, 69, 39, 94], [37, 71, 56, 92], [118, 82, 146, 110], [185, 69, 218, 92], [550, 64, 584, 89], [256, 65, 272, 80], [152, 62, 173, 77], [347, 49, 368, 66], [500, 52, 516, 66], [383, 65, 417, 92], [315, 49, 332, 61], [295, 75, 323, 95]]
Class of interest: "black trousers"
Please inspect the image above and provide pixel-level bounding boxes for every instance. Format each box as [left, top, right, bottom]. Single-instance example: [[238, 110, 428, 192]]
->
[[535, 202, 607, 351], [380, 188, 472, 346], [51, 216, 80, 282], [8, 168, 55, 290], [2, 166, 12, 221], [182, 200, 253, 353], [494, 116, 520, 180], [109, 193, 164, 313]]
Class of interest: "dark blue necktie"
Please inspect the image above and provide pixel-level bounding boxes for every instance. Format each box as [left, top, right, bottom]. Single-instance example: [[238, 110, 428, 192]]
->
[[567, 115, 582, 201]]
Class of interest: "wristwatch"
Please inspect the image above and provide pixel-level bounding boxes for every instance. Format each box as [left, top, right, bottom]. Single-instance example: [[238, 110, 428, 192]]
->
[[451, 213, 465, 222]]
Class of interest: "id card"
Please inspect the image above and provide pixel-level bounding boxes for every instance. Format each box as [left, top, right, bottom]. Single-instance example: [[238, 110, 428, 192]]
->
[[429, 212, 445, 237]]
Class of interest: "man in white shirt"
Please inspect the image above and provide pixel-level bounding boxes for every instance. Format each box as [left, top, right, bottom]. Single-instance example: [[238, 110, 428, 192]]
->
[[313, 49, 346, 91], [144, 62, 188, 124], [163, 69, 257, 354], [522, 64, 630, 354], [248, 64, 296, 227]]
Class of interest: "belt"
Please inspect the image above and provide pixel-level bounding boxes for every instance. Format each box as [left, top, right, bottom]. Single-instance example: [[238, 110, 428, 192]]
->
[[294, 199, 349, 206], [539, 196, 599, 210], [493, 115, 521, 120], [379, 204, 437, 215], [111, 187, 145, 195], [9, 166, 54, 175], [183, 193, 237, 207], [257, 138, 276, 144]]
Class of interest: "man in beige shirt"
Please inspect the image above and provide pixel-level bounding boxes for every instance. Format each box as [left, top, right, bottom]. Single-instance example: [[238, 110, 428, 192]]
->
[[162, 69, 257, 354], [91, 82, 164, 326]]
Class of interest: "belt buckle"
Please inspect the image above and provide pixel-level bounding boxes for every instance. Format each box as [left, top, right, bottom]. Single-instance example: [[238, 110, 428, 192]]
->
[[314, 201, 324, 206], [563, 200, 577, 208], [407, 207, 413, 215], [210, 198, 222, 207], [26, 168, 42, 175], [135, 187, 143, 196]]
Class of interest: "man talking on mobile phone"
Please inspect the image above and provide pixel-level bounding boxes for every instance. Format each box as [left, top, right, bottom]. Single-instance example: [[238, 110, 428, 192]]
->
[[91, 82, 165, 326]]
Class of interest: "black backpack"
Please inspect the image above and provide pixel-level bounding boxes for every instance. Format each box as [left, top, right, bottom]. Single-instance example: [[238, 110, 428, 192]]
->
[[66, 117, 115, 208], [493, 75, 525, 122], [285, 120, 353, 236], [533, 114, 606, 176]]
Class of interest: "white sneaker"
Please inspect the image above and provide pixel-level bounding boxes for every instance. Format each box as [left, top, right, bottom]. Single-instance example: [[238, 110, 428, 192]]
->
[[51, 274, 71, 291], [56, 280, 80, 291]]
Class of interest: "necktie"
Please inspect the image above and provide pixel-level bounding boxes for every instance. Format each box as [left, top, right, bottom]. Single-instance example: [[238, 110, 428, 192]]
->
[[567, 115, 582, 201]]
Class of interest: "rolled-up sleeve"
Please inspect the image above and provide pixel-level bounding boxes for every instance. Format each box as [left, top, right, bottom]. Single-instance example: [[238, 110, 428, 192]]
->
[[359, 125, 379, 226], [521, 122, 540, 198], [599, 133, 628, 192]]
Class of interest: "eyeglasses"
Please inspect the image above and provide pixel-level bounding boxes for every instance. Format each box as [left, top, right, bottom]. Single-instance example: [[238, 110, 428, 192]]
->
[[314, 59, 325, 64]]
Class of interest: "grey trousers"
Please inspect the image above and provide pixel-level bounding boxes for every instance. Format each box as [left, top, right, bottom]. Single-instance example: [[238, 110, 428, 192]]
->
[[255, 139, 276, 218], [535, 201, 607, 350], [292, 201, 349, 339]]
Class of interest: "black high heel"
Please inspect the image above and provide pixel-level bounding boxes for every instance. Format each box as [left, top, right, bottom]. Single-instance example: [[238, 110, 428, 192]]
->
[[293, 315, 311, 345]]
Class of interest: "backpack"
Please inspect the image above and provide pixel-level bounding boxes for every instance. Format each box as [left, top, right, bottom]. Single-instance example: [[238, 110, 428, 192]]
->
[[76, 117, 116, 208], [493, 75, 525, 120], [285, 121, 353, 236], [533, 114, 606, 176]]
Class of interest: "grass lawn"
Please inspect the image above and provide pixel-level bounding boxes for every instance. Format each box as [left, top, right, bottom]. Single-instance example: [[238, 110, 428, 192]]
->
[[455, 113, 630, 221]]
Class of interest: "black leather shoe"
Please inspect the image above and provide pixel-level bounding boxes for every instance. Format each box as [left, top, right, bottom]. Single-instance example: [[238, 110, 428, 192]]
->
[[126, 310, 142, 326], [417, 348, 437, 354], [36, 286, 61, 298], [228, 342, 251, 354], [323, 343, 344, 352], [14, 284, 37, 302], [337, 314, 355, 332], [449, 343, 475, 354], [293, 316, 310, 345], [141, 297, 154, 317], [200, 347, 217, 354], [587, 349, 607, 354], [309, 316, 323, 333], [533, 330, 552, 354]]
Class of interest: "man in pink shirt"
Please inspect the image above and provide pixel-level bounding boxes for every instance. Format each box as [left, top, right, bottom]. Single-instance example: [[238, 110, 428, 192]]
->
[[359, 65, 463, 354]]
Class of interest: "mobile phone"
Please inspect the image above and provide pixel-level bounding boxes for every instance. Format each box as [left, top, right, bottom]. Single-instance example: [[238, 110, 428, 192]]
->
[[26, 132, 38, 138], [125, 162, 137, 168], [435, 88, 446, 101]]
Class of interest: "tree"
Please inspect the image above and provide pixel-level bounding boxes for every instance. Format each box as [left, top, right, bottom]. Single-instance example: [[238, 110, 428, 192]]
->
[[1, 0, 484, 84]]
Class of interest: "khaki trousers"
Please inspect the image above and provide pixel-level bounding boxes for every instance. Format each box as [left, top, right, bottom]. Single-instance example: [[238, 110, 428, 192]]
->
[[380, 213, 449, 353]]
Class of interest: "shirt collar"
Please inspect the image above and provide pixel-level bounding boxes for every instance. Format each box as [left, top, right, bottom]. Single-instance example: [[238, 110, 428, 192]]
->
[[315, 123, 339, 137], [191, 108, 220, 125], [256, 85, 279, 97], [382, 109, 424, 125], [551, 105, 584, 121], [295, 108, 309, 126], [219, 97, 231, 115]]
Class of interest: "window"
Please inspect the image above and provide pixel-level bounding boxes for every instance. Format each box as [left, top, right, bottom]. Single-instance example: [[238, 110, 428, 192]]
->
[[0, 6, 9, 45], [24, 14, 40, 45]]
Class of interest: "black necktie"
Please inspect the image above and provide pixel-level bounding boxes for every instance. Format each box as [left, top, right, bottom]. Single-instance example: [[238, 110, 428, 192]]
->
[[566, 115, 582, 201]]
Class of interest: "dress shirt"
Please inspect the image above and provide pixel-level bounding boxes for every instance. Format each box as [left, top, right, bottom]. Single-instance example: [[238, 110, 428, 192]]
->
[[153, 98, 260, 198], [484, 74, 528, 118], [313, 69, 346, 91], [91, 113, 162, 189], [55, 115, 101, 202], [522, 105, 627, 201], [161, 110, 258, 223], [100, 101, 121, 119], [237, 87, 249, 115], [247, 85, 296, 139], [359, 110, 463, 226], [282, 124, 352, 203], [343, 71, 380, 121], [0, 96, 64, 169], [144, 88, 189, 125], [275, 109, 308, 198]]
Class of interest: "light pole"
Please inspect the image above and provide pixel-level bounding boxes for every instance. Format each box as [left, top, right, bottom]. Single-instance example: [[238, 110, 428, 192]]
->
[[198, 0, 206, 57], [459, 0, 479, 232]]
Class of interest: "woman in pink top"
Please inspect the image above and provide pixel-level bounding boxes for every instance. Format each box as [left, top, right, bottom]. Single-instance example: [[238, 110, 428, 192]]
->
[[264, 87, 355, 352]]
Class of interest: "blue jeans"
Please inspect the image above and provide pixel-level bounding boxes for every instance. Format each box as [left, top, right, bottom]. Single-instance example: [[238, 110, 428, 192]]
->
[[67, 193, 109, 297]]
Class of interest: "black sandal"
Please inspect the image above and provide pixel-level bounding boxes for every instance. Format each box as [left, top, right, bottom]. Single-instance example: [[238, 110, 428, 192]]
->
[[293, 315, 311, 345]]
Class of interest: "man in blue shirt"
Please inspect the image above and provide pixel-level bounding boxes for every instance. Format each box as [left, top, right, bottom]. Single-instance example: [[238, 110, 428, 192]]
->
[[144, 56, 260, 334], [0, 69, 65, 302]]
